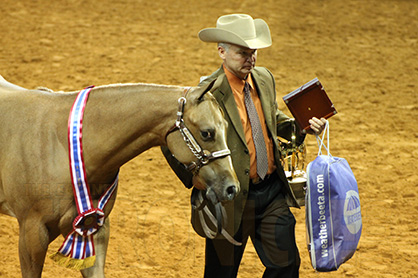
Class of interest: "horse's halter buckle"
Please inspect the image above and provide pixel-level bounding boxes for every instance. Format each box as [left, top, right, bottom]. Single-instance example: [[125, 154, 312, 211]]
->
[[173, 95, 231, 175]]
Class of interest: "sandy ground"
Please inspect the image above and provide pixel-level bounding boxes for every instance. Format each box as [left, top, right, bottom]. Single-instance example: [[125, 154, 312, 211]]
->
[[0, 0, 417, 277]]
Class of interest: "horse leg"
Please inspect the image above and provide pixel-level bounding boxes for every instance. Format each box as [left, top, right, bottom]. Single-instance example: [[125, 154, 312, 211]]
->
[[81, 218, 110, 278], [18, 218, 50, 278]]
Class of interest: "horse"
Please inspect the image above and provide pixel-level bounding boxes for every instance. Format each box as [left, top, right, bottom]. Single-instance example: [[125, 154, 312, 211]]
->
[[0, 75, 239, 278]]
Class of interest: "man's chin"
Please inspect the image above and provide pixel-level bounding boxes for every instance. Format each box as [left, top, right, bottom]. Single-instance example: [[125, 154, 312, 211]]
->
[[241, 68, 253, 76]]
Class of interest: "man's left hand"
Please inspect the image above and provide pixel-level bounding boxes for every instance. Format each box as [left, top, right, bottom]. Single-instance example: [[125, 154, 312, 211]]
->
[[307, 117, 327, 135]]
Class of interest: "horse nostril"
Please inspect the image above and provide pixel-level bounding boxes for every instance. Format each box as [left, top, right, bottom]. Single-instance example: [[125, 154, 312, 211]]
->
[[225, 185, 237, 200]]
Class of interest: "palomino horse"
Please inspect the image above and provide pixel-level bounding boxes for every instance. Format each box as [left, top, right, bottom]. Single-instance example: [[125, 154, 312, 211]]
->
[[0, 75, 239, 278]]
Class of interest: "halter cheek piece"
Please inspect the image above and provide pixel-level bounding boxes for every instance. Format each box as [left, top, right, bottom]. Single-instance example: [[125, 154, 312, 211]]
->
[[166, 88, 241, 246], [166, 89, 231, 175]]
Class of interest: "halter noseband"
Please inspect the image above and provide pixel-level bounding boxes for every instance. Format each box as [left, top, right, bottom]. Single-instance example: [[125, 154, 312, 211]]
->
[[166, 88, 231, 175]]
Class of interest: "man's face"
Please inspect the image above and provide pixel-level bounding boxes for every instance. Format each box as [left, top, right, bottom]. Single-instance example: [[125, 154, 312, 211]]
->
[[218, 44, 257, 80]]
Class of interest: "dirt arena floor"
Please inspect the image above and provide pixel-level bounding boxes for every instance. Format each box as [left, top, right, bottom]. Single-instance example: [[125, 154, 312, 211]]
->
[[0, 0, 417, 277]]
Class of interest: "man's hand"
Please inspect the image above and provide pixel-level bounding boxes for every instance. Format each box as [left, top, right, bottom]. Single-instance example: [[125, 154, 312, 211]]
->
[[306, 117, 327, 135]]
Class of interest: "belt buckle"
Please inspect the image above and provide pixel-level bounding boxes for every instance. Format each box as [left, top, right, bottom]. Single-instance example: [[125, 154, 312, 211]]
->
[[251, 174, 270, 185], [251, 177, 261, 184]]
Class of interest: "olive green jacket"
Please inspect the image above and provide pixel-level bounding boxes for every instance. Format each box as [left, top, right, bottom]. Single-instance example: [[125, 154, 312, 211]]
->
[[162, 66, 304, 238]]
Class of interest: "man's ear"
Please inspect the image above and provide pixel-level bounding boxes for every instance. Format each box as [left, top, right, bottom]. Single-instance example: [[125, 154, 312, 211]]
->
[[218, 45, 227, 60]]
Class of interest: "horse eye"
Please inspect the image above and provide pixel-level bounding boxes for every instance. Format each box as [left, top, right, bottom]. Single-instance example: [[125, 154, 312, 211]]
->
[[201, 129, 214, 141]]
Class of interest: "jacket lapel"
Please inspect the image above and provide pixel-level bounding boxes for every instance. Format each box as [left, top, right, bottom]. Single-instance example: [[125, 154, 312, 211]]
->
[[252, 69, 274, 132], [216, 77, 247, 146]]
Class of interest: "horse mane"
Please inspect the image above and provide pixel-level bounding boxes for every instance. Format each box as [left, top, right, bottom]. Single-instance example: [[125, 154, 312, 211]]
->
[[94, 82, 183, 90], [36, 86, 55, 93]]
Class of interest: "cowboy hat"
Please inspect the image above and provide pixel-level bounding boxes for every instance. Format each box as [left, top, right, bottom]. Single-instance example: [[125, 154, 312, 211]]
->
[[198, 14, 272, 49]]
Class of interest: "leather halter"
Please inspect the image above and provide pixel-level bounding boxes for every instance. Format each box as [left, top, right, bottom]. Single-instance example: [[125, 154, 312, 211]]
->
[[166, 88, 231, 175], [166, 88, 240, 246]]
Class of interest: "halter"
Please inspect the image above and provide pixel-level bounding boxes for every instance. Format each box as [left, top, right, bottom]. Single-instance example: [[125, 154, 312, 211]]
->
[[166, 88, 231, 175], [167, 88, 240, 246]]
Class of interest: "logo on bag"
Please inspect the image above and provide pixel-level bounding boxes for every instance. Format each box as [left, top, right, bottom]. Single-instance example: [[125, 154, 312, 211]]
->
[[343, 190, 362, 234]]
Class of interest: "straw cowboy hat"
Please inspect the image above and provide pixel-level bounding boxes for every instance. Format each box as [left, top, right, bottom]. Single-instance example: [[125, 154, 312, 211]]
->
[[198, 14, 272, 49]]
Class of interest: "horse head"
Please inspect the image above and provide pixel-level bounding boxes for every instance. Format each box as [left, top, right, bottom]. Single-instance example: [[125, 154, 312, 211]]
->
[[166, 76, 240, 204]]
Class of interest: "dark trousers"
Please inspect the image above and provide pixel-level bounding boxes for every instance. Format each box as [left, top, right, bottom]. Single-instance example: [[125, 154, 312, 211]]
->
[[204, 172, 300, 278]]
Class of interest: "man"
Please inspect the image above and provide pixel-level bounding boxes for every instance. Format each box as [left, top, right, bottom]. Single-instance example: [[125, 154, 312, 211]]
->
[[162, 14, 326, 277]]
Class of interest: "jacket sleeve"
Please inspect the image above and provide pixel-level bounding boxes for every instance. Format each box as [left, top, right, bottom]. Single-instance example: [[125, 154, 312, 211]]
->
[[160, 146, 194, 189], [277, 115, 306, 146]]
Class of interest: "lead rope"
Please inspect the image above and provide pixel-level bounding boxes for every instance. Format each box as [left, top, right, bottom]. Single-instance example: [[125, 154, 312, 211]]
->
[[192, 190, 242, 246]]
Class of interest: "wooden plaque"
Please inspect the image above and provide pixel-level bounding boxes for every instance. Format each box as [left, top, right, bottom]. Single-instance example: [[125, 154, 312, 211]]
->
[[283, 78, 337, 131]]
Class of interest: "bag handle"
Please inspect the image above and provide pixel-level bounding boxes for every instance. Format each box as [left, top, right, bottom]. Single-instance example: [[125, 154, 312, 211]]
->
[[315, 120, 331, 156]]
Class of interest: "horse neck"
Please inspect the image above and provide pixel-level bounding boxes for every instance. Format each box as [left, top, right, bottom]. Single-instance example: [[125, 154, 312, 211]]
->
[[81, 83, 184, 182]]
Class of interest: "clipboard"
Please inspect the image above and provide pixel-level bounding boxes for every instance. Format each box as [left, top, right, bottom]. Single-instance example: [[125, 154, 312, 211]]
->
[[282, 78, 337, 131]]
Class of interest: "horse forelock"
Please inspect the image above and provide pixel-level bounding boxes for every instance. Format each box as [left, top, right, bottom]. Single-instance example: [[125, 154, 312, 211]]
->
[[192, 93, 224, 121]]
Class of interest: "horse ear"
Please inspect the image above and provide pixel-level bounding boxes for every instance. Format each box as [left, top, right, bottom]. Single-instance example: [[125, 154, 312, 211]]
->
[[197, 73, 226, 101]]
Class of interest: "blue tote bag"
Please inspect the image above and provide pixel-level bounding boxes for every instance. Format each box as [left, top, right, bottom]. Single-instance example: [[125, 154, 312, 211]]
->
[[305, 121, 362, 271]]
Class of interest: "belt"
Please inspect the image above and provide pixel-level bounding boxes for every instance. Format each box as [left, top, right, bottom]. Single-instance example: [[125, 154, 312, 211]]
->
[[250, 173, 272, 185]]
